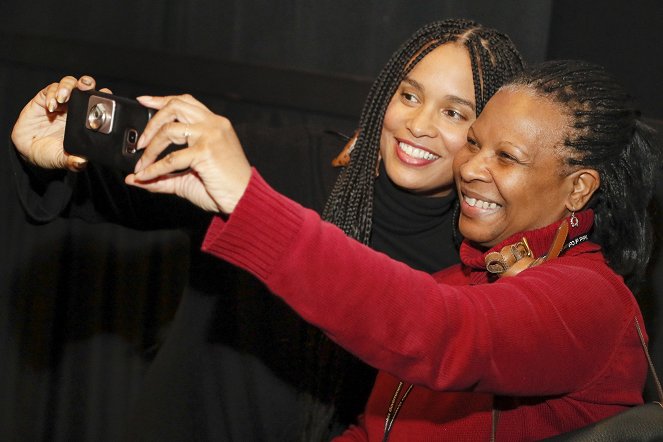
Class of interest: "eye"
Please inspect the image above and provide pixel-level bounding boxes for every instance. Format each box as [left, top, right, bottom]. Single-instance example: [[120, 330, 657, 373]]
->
[[442, 109, 466, 121], [466, 136, 479, 151], [498, 150, 519, 163], [400, 92, 420, 105]]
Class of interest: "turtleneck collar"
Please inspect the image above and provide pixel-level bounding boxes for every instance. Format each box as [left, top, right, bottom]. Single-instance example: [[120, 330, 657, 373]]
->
[[460, 209, 597, 271], [372, 164, 457, 235], [370, 163, 460, 273]]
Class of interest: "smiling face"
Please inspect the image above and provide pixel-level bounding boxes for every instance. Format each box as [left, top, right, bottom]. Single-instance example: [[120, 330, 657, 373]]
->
[[380, 42, 476, 197], [453, 86, 582, 248]]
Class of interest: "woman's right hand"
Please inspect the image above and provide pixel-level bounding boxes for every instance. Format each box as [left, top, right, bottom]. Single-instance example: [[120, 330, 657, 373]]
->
[[10, 75, 99, 171], [124, 94, 252, 215]]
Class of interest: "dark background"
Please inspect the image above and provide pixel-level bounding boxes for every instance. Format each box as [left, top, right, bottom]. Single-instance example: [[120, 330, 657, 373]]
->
[[1, 1, 662, 440]]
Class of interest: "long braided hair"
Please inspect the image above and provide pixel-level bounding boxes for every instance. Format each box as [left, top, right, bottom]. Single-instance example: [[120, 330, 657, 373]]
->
[[300, 19, 524, 440], [505, 60, 660, 290]]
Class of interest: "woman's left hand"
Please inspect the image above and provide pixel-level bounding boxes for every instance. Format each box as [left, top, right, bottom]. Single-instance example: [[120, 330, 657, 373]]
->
[[125, 94, 252, 215]]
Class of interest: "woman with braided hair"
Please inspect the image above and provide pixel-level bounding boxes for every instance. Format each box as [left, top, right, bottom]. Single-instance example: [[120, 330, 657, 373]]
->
[[116, 59, 658, 440], [11, 19, 524, 440]]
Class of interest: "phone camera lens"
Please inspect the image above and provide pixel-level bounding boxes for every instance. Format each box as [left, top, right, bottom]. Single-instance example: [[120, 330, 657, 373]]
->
[[87, 103, 107, 131], [127, 129, 138, 144], [125, 129, 139, 154]]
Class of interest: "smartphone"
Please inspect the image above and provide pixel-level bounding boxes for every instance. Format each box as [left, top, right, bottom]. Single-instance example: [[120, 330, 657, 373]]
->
[[63, 89, 184, 173]]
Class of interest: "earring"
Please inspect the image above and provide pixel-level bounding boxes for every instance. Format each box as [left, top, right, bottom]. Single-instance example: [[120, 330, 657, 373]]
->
[[570, 211, 579, 228]]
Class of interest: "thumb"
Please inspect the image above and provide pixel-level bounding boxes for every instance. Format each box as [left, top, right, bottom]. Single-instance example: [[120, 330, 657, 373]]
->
[[30, 138, 87, 171], [65, 154, 88, 172]]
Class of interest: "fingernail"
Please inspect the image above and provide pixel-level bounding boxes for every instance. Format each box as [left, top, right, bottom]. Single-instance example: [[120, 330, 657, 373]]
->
[[137, 134, 145, 149], [80, 76, 92, 86], [48, 99, 57, 112], [73, 160, 87, 171], [134, 159, 143, 173], [56, 88, 69, 103]]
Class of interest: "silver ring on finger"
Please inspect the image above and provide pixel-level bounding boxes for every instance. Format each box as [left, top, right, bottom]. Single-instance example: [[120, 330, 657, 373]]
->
[[183, 124, 191, 143]]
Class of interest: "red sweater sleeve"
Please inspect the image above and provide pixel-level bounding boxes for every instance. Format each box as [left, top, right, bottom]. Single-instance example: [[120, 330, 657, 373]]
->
[[202, 170, 643, 398]]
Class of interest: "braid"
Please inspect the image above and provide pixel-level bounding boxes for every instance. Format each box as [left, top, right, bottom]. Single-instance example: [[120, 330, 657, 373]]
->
[[302, 19, 524, 440], [507, 60, 660, 290]]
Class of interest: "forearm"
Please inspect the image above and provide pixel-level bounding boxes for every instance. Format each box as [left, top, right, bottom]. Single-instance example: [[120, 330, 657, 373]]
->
[[10, 138, 73, 223], [10, 138, 208, 229], [201, 170, 481, 387]]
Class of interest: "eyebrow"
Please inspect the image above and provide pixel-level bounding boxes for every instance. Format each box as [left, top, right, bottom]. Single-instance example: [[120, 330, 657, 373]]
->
[[402, 77, 476, 112]]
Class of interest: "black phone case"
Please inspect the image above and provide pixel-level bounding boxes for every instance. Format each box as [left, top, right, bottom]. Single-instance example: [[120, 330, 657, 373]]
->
[[64, 89, 183, 174], [63, 89, 150, 173]]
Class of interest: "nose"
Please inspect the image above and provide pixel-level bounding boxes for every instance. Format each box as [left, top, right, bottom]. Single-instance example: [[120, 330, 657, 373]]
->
[[457, 146, 491, 183], [406, 106, 437, 138]]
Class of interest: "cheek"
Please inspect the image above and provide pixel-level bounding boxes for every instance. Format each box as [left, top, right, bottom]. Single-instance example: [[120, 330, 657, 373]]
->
[[498, 172, 549, 229], [452, 147, 470, 179], [380, 102, 400, 154], [498, 173, 528, 204], [442, 123, 472, 155], [381, 98, 400, 133]]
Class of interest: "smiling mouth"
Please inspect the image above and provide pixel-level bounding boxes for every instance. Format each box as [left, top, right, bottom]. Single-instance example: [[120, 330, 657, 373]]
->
[[463, 194, 502, 210], [398, 141, 440, 161]]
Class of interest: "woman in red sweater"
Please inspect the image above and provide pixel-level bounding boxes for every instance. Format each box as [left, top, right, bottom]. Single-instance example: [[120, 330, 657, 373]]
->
[[115, 59, 658, 440]]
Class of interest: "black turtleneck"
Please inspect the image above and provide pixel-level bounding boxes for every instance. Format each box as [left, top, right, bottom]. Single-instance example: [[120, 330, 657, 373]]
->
[[370, 166, 460, 273]]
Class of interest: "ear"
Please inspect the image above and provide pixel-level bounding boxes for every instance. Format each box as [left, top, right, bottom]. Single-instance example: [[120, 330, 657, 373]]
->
[[565, 169, 600, 211]]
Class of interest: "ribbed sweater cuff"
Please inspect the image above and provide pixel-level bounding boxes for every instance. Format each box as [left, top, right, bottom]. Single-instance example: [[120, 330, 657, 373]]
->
[[201, 168, 304, 281]]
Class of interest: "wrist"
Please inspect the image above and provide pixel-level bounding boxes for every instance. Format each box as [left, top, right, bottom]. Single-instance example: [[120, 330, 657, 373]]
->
[[211, 168, 252, 215]]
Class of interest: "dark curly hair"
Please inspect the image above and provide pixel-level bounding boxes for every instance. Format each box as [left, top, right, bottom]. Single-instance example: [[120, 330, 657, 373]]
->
[[300, 18, 524, 441], [505, 60, 660, 289]]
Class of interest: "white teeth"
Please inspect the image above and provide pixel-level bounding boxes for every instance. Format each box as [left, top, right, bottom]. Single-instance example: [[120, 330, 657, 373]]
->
[[398, 142, 440, 160], [464, 195, 500, 210]]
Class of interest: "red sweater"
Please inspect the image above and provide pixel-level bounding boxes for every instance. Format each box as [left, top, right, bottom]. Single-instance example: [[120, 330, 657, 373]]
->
[[201, 171, 647, 441]]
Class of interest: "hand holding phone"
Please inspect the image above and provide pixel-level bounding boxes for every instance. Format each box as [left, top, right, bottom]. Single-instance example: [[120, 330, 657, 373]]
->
[[126, 94, 252, 215], [64, 89, 184, 173]]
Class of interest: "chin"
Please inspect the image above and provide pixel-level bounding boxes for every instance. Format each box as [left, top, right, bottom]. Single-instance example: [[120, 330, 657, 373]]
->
[[459, 225, 501, 248], [386, 170, 423, 191]]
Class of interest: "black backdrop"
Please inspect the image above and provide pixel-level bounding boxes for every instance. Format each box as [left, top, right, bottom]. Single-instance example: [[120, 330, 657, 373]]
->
[[1, 1, 662, 440]]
